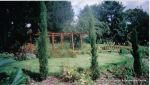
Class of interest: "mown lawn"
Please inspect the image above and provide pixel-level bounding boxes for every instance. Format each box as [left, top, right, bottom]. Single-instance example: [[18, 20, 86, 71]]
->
[[10, 53, 129, 75]]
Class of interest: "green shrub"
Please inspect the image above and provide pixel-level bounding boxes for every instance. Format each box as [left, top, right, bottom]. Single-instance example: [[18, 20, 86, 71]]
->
[[0, 58, 27, 85], [119, 48, 129, 55], [138, 47, 149, 59], [62, 65, 93, 85], [61, 65, 80, 81], [61, 65, 93, 84], [0, 52, 15, 59], [15, 53, 37, 61], [141, 61, 149, 85], [141, 59, 149, 77], [75, 72, 93, 85], [107, 64, 133, 79]]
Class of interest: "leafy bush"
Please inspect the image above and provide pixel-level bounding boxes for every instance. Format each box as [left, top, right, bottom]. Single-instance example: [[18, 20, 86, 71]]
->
[[61, 65, 93, 84], [0, 52, 15, 59], [141, 59, 149, 77], [138, 47, 149, 59], [61, 65, 80, 81], [75, 71, 93, 85], [119, 48, 129, 55], [141, 60, 149, 85], [16, 53, 37, 61], [107, 64, 133, 79], [0, 57, 27, 85]]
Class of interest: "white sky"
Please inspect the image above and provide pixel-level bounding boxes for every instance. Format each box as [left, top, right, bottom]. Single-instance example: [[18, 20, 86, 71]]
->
[[71, 0, 149, 17]]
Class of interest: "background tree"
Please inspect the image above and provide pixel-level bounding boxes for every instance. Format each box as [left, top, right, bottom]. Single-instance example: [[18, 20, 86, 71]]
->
[[46, 1, 74, 32], [78, 6, 110, 43], [91, 1, 126, 44], [37, 1, 49, 80], [0, 2, 40, 52], [125, 8, 149, 45]]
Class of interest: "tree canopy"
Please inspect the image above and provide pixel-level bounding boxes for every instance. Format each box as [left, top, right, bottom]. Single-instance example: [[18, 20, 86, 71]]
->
[[78, 1, 149, 45], [46, 1, 74, 32], [125, 8, 149, 45]]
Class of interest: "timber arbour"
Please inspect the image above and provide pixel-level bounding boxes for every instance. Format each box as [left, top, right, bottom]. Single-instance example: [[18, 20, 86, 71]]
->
[[29, 32, 87, 50]]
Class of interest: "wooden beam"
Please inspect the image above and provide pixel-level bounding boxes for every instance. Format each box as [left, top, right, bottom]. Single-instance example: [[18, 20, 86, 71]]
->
[[29, 33, 32, 50], [61, 33, 64, 48], [80, 34, 83, 48], [52, 33, 54, 49], [71, 33, 74, 51]]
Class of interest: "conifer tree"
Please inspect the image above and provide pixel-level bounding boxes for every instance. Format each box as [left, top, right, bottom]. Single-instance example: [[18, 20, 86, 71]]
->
[[88, 7, 100, 80], [37, 1, 49, 80], [131, 29, 141, 76]]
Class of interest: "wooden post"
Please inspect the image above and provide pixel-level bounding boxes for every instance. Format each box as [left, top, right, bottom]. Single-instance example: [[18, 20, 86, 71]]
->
[[29, 33, 32, 50], [52, 33, 54, 49], [61, 33, 64, 49], [71, 33, 74, 51], [80, 34, 83, 48]]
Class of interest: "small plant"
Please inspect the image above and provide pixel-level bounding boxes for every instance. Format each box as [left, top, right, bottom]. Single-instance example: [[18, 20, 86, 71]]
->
[[138, 47, 149, 59], [61, 65, 93, 85], [107, 64, 133, 79], [75, 72, 93, 85], [61, 65, 80, 81], [0, 52, 15, 59], [119, 48, 129, 55], [0, 57, 27, 85]]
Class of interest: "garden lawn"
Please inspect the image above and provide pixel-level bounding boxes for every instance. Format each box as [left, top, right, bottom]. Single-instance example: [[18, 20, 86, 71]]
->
[[11, 53, 128, 75]]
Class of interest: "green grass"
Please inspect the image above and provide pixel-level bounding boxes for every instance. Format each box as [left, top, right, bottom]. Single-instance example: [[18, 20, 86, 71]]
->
[[10, 53, 128, 76]]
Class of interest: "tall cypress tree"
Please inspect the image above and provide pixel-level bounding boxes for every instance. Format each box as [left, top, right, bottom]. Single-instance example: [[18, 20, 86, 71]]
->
[[131, 29, 141, 76], [88, 7, 100, 80], [37, 1, 49, 80]]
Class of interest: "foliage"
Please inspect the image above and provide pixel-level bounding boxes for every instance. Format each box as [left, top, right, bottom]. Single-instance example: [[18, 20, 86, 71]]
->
[[125, 8, 149, 45], [37, 1, 49, 80], [0, 2, 40, 52], [141, 59, 149, 77], [86, 7, 100, 80], [138, 47, 149, 59], [75, 71, 93, 85], [61, 65, 80, 81], [92, 1, 126, 44], [119, 48, 129, 55], [61, 65, 93, 85], [50, 48, 77, 58], [46, 1, 74, 32], [0, 52, 15, 59], [0, 57, 27, 85], [78, 6, 110, 43], [108, 63, 133, 79], [130, 29, 141, 76], [10, 69, 27, 85]]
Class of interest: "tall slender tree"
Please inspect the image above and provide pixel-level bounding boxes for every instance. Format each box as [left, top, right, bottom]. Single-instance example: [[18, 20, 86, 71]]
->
[[87, 7, 100, 80], [37, 1, 49, 80], [131, 29, 141, 76]]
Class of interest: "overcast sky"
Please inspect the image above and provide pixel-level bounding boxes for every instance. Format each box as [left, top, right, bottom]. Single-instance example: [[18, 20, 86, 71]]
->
[[71, 0, 149, 17]]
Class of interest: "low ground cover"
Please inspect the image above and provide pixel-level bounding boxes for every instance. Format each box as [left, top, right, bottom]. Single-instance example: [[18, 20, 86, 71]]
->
[[11, 53, 127, 75]]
